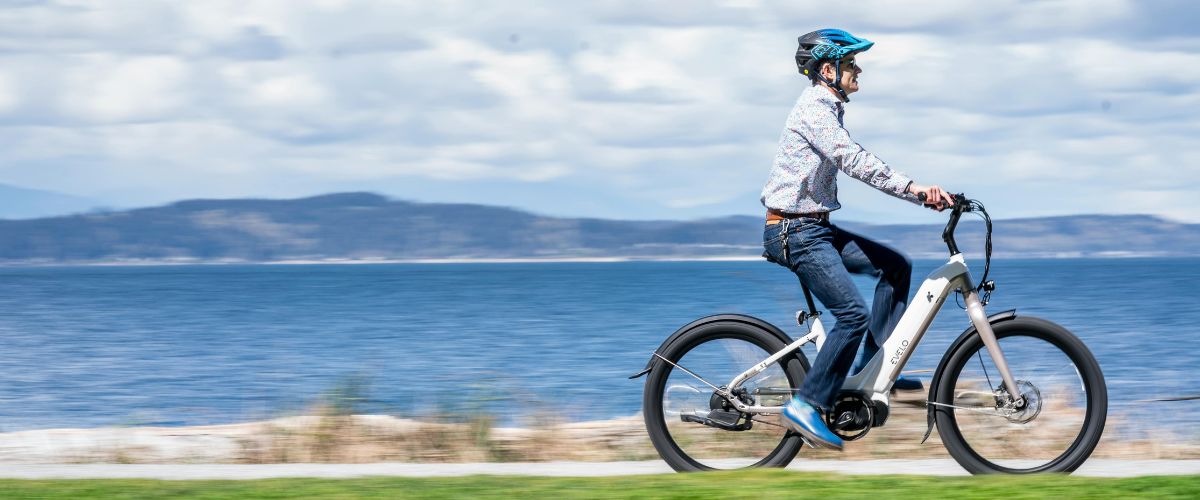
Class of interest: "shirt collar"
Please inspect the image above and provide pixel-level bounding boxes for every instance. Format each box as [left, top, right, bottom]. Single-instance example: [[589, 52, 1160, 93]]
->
[[803, 84, 845, 108]]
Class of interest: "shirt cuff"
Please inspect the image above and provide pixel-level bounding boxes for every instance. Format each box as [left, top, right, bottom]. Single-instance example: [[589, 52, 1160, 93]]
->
[[892, 176, 920, 204]]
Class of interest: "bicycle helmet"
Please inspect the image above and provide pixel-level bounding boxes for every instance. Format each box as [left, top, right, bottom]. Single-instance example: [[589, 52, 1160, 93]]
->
[[795, 29, 874, 102]]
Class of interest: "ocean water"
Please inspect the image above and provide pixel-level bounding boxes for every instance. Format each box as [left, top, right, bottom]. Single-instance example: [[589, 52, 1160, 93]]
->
[[0, 259, 1196, 438]]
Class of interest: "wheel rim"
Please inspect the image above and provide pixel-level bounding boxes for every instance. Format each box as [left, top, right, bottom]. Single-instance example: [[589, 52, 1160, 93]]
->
[[946, 332, 1094, 471], [658, 334, 795, 469]]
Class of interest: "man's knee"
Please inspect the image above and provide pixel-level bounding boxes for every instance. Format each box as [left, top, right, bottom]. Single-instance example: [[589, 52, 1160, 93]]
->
[[883, 247, 911, 273], [833, 302, 871, 330], [885, 252, 912, 283]]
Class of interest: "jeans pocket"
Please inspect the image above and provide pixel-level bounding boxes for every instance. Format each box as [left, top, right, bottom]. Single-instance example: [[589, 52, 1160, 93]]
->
[[763, 222, 787, 244], [763, 225, 787, 264]]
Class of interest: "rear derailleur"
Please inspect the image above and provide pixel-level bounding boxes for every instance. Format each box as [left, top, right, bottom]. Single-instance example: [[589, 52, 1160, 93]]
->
[[680, 386, 756, 431]]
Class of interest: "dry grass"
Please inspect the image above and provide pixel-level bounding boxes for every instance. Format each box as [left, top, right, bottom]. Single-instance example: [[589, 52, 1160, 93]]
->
[[227, 395, 1200, 463], [1, 391, 1193, 464]]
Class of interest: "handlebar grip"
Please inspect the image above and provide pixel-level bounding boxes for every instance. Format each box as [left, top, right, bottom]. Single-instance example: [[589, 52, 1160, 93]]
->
[[918, 192, 971, 211]]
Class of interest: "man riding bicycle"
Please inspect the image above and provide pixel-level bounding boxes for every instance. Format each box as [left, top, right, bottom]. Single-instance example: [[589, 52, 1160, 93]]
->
[[761, 29, 954, 450]]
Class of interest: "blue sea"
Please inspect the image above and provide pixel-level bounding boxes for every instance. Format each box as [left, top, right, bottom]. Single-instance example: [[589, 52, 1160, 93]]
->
[[0, 259, 1197, 439]]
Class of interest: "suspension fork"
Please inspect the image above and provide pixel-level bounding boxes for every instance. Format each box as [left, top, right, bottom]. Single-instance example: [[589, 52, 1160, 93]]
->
[[962, 289, 1023, 403]]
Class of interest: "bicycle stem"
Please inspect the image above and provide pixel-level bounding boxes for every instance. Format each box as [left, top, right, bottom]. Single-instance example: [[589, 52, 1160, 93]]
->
[[943, 203, 963, 255]]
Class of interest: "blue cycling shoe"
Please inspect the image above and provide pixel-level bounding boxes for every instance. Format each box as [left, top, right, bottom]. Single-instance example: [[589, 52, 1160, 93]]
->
[[891, 376, 924, 393], [782, 398, 843, 451]]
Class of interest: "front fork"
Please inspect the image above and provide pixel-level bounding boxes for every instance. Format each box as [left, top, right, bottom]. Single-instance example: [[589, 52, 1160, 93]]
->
[[962, 289, 1023, 404]]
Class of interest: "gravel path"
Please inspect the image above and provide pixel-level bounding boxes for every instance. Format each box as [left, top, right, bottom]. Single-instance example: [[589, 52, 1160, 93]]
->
[[0, 460, 1196, 480]]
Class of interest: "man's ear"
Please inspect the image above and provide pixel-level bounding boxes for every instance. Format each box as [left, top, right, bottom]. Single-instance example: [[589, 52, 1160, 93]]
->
[[819, 61, 836, 80]]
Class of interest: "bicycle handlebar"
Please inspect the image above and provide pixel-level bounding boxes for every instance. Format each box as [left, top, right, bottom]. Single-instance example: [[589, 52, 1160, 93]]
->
[[917, 192, 971, 255], [917, 192, 994, 294], [916, 192, 971, 212]]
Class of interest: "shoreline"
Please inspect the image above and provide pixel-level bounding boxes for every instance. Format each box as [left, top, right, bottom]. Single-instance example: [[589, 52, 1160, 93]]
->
[[1, 406, 1194, 465]]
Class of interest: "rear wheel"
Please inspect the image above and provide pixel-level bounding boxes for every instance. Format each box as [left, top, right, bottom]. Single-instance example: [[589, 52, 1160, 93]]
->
[[643, 320, 808, 471], [934, 317, 1107, 474]]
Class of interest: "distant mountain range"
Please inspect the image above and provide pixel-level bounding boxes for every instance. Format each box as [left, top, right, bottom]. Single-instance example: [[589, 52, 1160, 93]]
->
[[0, 183, 103, 220], [0, 192, 1196, 264]]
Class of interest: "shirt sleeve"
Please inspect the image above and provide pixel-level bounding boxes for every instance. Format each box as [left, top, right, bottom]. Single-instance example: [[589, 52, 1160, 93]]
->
[[799, 105, 920, 204]]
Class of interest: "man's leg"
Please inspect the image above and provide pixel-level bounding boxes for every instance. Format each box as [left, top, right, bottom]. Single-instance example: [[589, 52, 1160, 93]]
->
[[776, 221, 875, 449], [833, 226, 915, 386], [784, 224, 873, 410]]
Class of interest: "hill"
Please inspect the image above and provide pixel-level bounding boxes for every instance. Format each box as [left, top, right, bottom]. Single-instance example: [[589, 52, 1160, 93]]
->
[[0, 192, 1196, 263]]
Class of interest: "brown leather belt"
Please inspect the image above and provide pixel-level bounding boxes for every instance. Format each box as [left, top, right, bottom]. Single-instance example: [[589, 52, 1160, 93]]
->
[[766, 208, 829, 225]]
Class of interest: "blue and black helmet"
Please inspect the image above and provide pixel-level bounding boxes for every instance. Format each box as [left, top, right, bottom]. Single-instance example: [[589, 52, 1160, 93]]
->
[[795, 29, 874, 101]]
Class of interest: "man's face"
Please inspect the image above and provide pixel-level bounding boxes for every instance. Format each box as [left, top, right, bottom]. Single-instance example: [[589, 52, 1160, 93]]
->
[[821, 56, 862, 95], [839, 57, 861, 94]]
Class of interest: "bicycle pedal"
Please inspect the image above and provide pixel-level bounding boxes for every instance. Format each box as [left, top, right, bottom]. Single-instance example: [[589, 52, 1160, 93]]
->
[[797, 435, 836, 450], [680, 410, 749, 431], [706, 410, 741, 427]]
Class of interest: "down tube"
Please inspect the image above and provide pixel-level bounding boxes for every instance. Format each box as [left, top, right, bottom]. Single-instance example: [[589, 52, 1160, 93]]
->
[[870, 256, 970, 394]]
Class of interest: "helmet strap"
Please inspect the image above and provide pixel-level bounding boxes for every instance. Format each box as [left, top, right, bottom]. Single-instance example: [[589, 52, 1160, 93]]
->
[[813, 62, 850, 103]]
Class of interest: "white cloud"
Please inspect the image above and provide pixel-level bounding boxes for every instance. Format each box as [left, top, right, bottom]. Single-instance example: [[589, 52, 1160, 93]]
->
[[59, 55, 190, 122], [0, 71, 18, 113], [0, 1, 1196, 222], [252, 73, 329, 107]]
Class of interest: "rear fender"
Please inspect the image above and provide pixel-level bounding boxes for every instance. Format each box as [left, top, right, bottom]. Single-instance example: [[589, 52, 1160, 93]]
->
[[629, 314, 806, 379]]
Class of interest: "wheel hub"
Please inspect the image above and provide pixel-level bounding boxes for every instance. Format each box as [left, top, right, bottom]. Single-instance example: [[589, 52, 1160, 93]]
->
[[996, 380, 1042, 424], [673, 386, 755, 432], [708, 386, 755, 411]]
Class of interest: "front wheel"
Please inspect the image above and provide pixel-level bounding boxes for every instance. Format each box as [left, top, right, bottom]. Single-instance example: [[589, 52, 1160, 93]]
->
[[934, 316, 1107, 474], [643, 319, 808, 471]]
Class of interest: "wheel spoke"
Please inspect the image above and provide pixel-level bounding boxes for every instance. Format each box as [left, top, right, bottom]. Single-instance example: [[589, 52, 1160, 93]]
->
[[976, 350, 996, 392], [750, 416, 787, 429], [935, 320, 1105, 474], [647, 331, 806, 471], [927, 400, 1011, 417], [653, 352, 722, 392]]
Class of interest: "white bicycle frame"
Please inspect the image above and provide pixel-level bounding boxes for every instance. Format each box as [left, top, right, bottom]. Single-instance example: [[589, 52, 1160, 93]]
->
[[717, 253, 1022, 415]]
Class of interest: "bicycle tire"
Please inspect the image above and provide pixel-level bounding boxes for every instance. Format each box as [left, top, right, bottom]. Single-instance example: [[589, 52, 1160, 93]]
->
[[933, 316, 1107, 474], [643, 319, 809, 471]]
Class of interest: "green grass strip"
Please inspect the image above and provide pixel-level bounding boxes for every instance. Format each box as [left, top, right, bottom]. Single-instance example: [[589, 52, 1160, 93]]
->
[[0, 470, 1198, 499]]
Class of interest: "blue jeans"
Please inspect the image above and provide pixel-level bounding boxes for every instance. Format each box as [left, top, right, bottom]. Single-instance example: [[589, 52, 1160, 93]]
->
[[762, 218, 912, 410]]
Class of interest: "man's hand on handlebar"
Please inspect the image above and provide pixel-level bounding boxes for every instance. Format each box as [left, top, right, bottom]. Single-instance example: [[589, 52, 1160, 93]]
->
[[908, 183, 954, 211]]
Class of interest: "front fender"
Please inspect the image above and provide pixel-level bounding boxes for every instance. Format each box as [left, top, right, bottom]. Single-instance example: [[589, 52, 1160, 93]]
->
[[629, 314, 803, 379]]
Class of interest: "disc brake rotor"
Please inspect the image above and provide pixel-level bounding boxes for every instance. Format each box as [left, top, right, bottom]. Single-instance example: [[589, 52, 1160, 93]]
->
[[1004, 380, 1042, 424]]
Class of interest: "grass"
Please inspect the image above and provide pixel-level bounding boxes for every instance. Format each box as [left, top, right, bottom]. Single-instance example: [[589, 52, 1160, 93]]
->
[[0, 470, 1197, 499]]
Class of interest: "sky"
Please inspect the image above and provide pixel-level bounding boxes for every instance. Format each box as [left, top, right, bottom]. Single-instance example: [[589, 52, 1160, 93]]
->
[[0, 0, 1198, 223]]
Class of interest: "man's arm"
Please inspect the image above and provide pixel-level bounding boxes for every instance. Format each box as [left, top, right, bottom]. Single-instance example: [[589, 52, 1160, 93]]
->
[[799, 106, 914, 200]]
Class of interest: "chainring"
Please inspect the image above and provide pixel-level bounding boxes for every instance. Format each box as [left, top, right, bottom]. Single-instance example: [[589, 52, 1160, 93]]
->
[[827, 393, 874, 441]]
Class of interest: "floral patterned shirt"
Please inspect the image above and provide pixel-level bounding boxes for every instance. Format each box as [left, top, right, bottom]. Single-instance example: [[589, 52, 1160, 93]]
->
[[760, 85, 919, 214]]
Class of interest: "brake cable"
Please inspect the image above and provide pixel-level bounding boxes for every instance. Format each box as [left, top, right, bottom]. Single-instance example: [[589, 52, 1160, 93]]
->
[[970, 199, 994, 305], [950, 198, 994, 309]]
